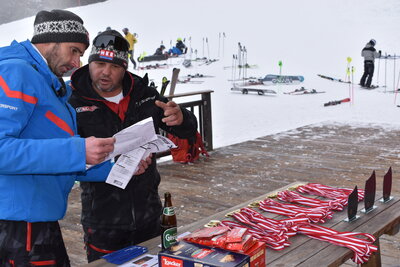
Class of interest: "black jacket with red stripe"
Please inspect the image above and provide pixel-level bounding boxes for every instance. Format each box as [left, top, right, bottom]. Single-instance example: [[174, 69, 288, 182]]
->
[[68, 65, 197, 230]]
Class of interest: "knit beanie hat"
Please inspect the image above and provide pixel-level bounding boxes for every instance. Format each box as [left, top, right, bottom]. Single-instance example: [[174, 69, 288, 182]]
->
[[31, 9, 89, 47], [88, 30, 129, 69]]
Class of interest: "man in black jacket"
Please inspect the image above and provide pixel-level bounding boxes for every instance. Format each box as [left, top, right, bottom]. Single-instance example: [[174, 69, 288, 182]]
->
[[360, 39, 381, 88], [68, 30, 198, 262]]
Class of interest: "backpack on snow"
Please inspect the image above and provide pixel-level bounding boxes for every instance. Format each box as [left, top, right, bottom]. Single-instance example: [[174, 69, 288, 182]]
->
[[167, 132, 209, 163]]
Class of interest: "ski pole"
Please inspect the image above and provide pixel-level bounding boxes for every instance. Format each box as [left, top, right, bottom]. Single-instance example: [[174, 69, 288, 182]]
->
[[202, 37, 205, 58], [394, 66, 400, 105], [278, 60, 282, 76], [189, 36, 192, 60], [376, 54, 381, 87], [222, 32, 226, 60], [206, 37, 210, 59], [243, 46, 247, 81], [218, 33, 221, 59], [238, 43, 242, 79], [231, 54, 235, 82]]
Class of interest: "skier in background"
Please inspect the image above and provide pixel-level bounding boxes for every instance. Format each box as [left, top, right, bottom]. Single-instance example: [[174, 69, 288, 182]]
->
[[122, 27, 137, 69], [359, 39, 381, 88]]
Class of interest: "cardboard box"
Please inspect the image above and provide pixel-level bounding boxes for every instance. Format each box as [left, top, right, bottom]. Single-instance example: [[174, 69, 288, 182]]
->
[[241, 242, 266, 267], [158, 241, 250, 267]]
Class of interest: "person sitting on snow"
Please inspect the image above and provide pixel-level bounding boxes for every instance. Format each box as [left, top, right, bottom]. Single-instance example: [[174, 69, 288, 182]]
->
[[168, 38, 187, 55], [176, 38, 186, 54], [154, 44, 166, 55]]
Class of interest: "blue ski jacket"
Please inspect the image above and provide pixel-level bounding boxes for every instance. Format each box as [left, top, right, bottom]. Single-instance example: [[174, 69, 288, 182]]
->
[[0, 40, 112, 222]]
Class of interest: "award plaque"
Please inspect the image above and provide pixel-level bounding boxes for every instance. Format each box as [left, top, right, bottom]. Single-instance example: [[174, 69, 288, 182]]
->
[[361, 171, 377, 213], [344, 186, 359, 222], [381, 166, 394, 203]]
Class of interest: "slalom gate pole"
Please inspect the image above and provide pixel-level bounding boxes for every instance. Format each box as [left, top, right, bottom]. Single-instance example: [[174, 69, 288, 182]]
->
[[345, 57, 352, 82], [377, 55, 381, 87], [393, 53, 396, 93], [351, 66, 355, 105], [385, 52, 387, 92]]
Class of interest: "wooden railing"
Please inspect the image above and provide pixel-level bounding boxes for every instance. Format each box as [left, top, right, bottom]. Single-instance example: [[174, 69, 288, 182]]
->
[[158, 90, 214, 157]]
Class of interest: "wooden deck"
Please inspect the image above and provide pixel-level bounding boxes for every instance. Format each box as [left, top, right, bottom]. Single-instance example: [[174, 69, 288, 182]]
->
[[61, 122, 400, 266]]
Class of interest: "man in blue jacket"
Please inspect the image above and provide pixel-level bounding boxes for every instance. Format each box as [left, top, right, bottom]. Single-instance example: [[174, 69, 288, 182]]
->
[[0, 9, 115, 266]]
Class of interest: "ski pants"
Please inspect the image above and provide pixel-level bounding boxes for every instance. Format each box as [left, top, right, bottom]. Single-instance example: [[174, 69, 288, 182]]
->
[[83, 220, 161, 263], [128, 50, 137, 69], [0, 220, 70, 267], [360, 60, 375, 87]]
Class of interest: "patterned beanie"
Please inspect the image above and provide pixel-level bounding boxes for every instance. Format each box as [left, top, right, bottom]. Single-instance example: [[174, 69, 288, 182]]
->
[[88, 30, 129, 69], [31, 9, 89, 47]]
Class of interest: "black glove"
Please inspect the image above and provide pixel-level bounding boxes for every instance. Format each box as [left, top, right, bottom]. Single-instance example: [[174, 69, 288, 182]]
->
[[379, 50, 382, 55]]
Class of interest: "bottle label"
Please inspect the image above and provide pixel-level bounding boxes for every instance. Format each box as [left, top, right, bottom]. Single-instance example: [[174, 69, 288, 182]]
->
[[162, 227, 177, 249], [163, 207, 175, 216]]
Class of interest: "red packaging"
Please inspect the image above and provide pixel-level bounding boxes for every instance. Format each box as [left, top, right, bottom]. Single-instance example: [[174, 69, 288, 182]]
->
[[242, 241, 266, 267], [225, 234, 256, 252], [226, 227, 248, 243], [186, 226, 229, 239]]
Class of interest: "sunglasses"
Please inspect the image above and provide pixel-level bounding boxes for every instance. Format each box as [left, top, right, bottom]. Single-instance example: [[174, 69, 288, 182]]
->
[[93, 34, 129, 51]]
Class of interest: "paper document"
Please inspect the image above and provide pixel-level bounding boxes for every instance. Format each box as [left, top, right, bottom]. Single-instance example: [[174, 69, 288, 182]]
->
[[106, 134, 177, 189], [107, 117, 157, 161]]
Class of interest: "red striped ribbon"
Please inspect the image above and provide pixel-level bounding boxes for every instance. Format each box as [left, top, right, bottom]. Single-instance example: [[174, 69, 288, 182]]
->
[[296, 183, 365, 203], [259, 198, 333, 223], [277, 190, 345, 211]]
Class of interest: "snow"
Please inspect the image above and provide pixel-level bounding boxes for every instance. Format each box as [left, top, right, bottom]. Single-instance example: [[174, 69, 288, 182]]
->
[[1, 0, 400, 148]]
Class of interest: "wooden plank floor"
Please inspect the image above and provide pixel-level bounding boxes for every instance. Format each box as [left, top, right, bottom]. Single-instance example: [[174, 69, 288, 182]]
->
[[62, 122, 400, 266]]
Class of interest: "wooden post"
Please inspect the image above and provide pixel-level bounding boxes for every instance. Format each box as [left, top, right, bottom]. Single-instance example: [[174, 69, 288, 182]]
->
[[202, 91, 213, 151], [361, 238, 381, 267]]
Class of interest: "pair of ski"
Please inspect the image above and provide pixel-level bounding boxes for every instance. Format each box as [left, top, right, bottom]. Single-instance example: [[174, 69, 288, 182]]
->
[[317, 74, 351, 84], [324, 98, 350, 107], [138, 63, 168, 70], [284, 87, 325, 95], [184, 73, 214, 79], [177, 78, 204, 84], [318, 74, 380, 89], [360, 85, 379, 90], [198, 59, 219, 66]]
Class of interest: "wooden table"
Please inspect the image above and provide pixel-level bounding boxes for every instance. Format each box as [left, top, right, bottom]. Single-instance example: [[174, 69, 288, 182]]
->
[[84, 182, 400, 267]]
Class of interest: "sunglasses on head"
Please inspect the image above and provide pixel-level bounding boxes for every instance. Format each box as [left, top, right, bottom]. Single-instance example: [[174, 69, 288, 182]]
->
[[93, 34, 129, 51]]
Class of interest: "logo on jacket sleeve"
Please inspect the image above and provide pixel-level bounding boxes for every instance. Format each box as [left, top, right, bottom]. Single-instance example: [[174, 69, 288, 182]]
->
[[75, 105, 99, 113]]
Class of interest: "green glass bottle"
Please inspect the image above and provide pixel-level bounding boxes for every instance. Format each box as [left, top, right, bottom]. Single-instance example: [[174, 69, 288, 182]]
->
[[161, 192, 177, 249]]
